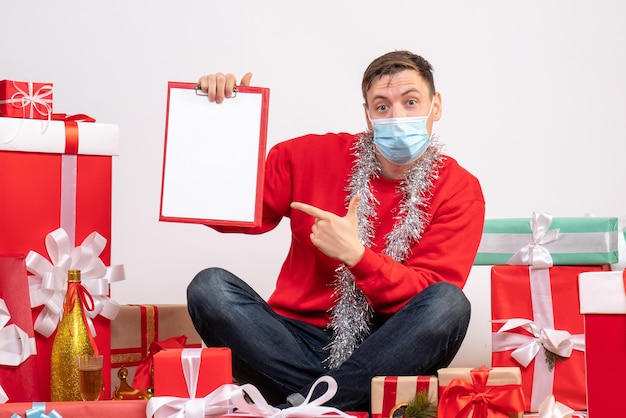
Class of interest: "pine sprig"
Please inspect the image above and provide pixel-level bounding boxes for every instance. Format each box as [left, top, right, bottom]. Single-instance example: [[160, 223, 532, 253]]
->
[[544, 348, 567, 372], [403, 390, 437, 418]]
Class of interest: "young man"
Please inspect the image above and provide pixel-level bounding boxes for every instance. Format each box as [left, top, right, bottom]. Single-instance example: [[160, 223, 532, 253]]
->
[[188, 50, 485, 411]]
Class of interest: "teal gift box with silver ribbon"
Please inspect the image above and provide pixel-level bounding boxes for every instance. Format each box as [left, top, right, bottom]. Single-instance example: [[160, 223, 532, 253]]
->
[[474, 213, 619, 266]]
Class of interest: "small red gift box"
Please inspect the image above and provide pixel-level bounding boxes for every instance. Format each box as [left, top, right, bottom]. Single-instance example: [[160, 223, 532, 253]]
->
[[153, 347, 232, 398], [579, 270, 626, 418], [491, 265, 607, 412], [0, 80, 53, 120], [438, 366, 525, 418], [0, 115, 119, 400], [0, 255, 41, 402], [371, 376, 437, 418]]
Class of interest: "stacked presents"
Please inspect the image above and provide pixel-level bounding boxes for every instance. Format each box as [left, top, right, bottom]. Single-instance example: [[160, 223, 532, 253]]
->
[[0, 79, 211, 416], [370, 212, 624, 417], [475, 212, 623, 416], [0, 79, 124, 404]]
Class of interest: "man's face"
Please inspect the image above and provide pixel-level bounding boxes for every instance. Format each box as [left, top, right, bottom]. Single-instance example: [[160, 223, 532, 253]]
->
[[363, 69, 441, 136]]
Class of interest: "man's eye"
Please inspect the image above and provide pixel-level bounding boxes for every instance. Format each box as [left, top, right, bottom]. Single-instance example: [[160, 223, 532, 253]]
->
[[407, 99, 417, 106], [377, 105, 388, 111]]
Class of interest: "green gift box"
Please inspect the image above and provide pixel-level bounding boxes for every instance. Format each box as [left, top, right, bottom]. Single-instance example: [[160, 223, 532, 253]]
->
[[474, 213, 619, 266]]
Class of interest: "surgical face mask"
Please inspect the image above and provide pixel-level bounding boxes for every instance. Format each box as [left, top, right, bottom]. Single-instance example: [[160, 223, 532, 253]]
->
[[369, 100, 435, 165]]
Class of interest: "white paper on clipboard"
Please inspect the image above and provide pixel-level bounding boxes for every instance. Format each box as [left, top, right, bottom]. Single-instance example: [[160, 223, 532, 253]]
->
[[159, 82, 269, 227]]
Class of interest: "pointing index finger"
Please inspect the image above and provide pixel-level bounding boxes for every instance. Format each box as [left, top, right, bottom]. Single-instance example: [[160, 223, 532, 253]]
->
[[290, 202, 330, 219]]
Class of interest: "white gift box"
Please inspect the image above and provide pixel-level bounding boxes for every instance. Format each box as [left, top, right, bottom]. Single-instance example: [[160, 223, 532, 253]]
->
[[0, 116, 119, 155]]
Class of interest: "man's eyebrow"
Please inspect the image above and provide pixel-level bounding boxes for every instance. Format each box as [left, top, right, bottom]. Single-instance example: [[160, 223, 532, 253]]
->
[[400, 88, 423, 97], [371, 88, 423, 102]]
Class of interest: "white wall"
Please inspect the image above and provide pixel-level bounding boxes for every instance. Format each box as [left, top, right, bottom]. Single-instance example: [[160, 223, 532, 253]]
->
[[3, 0, 625, 368]]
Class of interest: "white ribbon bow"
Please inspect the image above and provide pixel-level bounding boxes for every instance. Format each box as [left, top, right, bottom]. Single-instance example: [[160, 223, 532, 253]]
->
[[233, 375, 355, 418], [25, 228, 125, 338], [0, 298, 37, 367], [1, 298, 38, 404], [146, 349, 356, 418], [0, 385, 7, 404], [492, 318, 584, 367], [537, 395, 586, 418], [507, 212, 560, 268], [146, 383, 238, 418]]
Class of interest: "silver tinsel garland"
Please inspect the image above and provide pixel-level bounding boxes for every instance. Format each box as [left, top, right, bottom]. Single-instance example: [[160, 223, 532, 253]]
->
[[324, 131, 444, 369]]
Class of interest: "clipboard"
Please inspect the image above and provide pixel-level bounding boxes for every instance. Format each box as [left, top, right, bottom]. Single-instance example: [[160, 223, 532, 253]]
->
[[159, 82, 270, 227]]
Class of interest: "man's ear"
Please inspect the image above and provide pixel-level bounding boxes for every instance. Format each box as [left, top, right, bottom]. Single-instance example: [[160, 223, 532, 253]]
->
[[363, 102, 372, 130], [432, 92, 442, 122]]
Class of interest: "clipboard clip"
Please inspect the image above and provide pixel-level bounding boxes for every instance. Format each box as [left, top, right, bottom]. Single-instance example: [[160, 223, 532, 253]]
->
[[194, 84, 238, 98]]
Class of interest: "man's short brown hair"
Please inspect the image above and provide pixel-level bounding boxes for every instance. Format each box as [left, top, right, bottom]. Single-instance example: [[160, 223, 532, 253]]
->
[[361, 50, 435, 103]]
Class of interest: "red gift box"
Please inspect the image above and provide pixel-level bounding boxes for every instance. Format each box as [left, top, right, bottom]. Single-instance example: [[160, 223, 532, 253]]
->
[[579, 270, 626, 418], [491, 265, 608, 412], [0, 118, 119, 400], [0, 400, 148, 418], [0, 80, 53, 120], [370, 376, 437, 418], [0, 255, 41, 402], [438, 366, 525, 418], [153, 347, 232, 398]]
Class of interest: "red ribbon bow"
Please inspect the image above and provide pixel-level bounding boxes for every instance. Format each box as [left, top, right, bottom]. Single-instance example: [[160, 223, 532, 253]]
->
[[132, 335, 188, 390], [64, 280, 95, 314], [51, 113, 96, 154], [64, 280, 99, 355], [438, 366, 526, 418]]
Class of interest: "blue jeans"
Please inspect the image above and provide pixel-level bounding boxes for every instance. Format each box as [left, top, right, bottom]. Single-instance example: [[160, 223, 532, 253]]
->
[[187, 267, 470, 411]]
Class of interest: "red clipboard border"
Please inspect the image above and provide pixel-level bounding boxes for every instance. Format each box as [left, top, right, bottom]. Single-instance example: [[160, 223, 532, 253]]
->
[[159, 81, 269, 227]]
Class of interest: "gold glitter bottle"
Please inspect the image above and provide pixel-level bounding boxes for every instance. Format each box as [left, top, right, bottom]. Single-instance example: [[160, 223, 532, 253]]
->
[[50, 269, 98, 401]]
